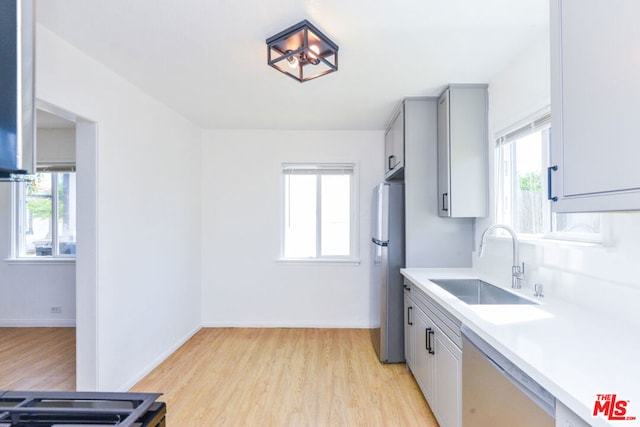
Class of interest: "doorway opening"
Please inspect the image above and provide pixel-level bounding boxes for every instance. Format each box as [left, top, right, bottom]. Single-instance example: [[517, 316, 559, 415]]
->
[[0, 101, 99, 391]]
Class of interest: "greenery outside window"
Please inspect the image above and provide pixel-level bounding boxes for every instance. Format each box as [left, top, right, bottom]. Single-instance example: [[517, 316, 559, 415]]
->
[[281, 163, 357, 261], [495, 112, 602, 242], [14, 171, 77, 258]]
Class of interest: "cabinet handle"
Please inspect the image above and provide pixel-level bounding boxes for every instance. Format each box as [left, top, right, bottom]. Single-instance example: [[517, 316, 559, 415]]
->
[[441, 193, 449, 211], [547, 166, 558, 202], [407, 306, 413, 326], [428, 329, 435, 355], [425, 328, 430, 351], [426, 327, 435, 354], [388, 155, 396, 171], [403, 283, 411, 291]]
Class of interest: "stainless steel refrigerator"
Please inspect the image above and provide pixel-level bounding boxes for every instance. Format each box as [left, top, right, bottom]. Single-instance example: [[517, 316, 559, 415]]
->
[[370, 182, 405, 363]]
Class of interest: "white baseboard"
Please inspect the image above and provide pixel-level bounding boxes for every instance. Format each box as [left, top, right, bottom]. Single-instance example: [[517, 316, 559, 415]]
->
[[116, 324, 203, 392], [201, 321, 373, 329], [0, 319, 76, 327]]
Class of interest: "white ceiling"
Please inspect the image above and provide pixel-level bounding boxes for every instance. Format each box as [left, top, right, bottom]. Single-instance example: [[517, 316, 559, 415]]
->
[[35, 0, 549, 131]]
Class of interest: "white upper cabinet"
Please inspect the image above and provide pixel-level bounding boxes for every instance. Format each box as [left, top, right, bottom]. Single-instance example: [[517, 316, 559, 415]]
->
[[384, 104, 405, 180], [437, 85, 488, 217], [550, 0, 640, 212]]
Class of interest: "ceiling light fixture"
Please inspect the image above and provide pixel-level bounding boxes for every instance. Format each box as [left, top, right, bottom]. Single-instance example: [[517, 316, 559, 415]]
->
[[266, 20, 338, 83]]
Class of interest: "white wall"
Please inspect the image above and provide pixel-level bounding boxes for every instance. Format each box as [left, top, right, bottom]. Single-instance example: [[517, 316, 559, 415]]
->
[[36, 26, 203, 391], [201, 130, 383, 328], [475, 32, 640, 325], [0, 256, 76, 326]]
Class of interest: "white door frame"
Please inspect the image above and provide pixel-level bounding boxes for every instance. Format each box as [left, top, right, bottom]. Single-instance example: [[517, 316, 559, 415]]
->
[[37, 99, 99, 390]]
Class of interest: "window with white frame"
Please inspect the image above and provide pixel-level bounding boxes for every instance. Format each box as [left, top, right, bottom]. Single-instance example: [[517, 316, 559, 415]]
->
[[14, 171, 77, 258], [282, 163, 356, 260], [495, 112, 602, 241]]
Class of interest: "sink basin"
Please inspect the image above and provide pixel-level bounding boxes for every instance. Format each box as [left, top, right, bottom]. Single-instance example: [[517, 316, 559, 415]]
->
[[429, 279, 536, 305]]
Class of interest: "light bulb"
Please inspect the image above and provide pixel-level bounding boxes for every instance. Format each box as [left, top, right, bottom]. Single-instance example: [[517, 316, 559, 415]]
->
[[285, 50, 298, 69], [308, 45, 321, 65]]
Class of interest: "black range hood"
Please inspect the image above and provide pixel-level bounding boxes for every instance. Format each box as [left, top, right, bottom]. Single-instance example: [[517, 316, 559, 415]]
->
[[0, 0, 35, 181]]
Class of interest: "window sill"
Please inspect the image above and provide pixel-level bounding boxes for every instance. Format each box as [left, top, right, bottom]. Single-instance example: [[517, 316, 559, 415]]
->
[[5, 257, 76, 266], [276, 258, 361, 266]]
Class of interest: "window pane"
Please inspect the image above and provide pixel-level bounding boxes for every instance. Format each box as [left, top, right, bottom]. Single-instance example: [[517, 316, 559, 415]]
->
[[284, 175, 317, 258], [513, 132, 544, 234], [57, 173, 77, 255], [24, 173, 53, 256], [553, 212, 601, 235], [320, 175, 350, 256], [497, 122, 601, 241]]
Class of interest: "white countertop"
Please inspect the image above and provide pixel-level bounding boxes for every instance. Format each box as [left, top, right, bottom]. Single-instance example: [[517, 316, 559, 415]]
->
[[401, 268, 640, 427]]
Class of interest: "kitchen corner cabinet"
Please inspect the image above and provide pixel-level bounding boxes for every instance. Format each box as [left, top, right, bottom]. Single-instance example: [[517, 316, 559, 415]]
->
[[549, 0, 640, 212], [404, 280, 461, 427], [384, 103, 405, 180], [437, 85, 488, 217]]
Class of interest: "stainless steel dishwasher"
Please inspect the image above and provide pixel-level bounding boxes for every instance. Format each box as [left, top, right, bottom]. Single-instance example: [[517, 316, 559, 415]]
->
[[461, 325, 555, 427]]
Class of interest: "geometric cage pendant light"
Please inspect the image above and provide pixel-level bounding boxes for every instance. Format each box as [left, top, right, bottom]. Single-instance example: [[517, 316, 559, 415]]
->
[[266, 20, 339, 83]]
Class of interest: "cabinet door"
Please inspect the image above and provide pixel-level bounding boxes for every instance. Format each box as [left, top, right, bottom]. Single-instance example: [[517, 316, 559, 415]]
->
[[403, 293, 415, 370], [437, 85, 488, 217], [437, 91, 451, 216], [392, 106, 404, 171], [550, 0, 640, 212], [433, 329, 462, 427], [412, 307, 435, 403], [385, 106, 404, 178], [384, 126, 395, 174]]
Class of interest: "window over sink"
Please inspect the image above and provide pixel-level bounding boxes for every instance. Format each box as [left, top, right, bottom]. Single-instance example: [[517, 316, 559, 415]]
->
[[495, 110, 602, 242]]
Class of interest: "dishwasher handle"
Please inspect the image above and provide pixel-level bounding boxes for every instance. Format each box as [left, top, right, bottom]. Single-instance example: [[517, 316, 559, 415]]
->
[[461, 325, 556, 418]]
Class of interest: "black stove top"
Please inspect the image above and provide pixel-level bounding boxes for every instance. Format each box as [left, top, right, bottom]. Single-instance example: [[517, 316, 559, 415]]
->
[[0, 391, 165, 427]]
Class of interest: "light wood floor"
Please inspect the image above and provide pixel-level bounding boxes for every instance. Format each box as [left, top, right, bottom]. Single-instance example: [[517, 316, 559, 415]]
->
[[0, 328, 438, 426], [0, 327, 75, 391], [131, 328, 438, 427]]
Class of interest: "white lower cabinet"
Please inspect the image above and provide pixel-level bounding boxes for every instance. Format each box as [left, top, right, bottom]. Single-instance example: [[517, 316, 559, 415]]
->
[[433, 329, 462, 427], [413, 306, 435, 403], [404, 283, 462, 427]]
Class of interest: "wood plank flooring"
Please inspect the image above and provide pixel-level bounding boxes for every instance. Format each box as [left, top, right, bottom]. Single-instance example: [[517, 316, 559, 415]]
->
[[131, 328, 438, 427], [0, 328, 438, 426], [0, 327, 75, 391]]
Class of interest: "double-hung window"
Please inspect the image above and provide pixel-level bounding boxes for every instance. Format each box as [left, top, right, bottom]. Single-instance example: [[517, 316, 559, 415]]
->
[[495, 111, 602, 241], [14, 170, 77, 258], [282, 163, 357, 261]]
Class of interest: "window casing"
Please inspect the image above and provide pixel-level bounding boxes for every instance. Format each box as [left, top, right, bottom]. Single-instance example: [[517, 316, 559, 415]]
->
[[13, 171, 77, 258], [495, 112, 602, 242], [281, 164, 357, 261]]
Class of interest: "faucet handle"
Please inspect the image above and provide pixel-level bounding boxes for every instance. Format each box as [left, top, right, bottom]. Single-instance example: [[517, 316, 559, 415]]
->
[[534, 283, 544, 298], [512, 263, 525, 276]]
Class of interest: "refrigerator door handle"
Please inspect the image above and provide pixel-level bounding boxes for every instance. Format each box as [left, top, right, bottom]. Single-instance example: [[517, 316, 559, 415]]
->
[[371, 237, 389, 247]]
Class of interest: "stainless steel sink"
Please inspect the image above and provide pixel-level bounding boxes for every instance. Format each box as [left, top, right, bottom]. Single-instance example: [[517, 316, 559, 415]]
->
[[429, 279, 537, 305]]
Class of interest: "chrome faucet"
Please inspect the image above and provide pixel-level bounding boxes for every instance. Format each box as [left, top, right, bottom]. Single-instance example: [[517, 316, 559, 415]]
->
[[478, 224, 524, 289]]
